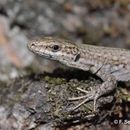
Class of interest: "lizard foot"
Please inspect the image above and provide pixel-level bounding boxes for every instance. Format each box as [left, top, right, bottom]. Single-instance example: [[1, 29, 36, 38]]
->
[[68, 87, 100, 112], [68, 75, 117, 112]]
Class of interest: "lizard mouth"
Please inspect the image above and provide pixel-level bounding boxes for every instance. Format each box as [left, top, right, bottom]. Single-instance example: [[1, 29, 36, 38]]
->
[[42, 54, 53, 59], [32, 50, 54, 59]]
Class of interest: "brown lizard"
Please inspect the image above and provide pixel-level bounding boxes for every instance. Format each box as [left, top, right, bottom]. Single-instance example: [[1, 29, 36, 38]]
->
[[27, 37, 130, 111]]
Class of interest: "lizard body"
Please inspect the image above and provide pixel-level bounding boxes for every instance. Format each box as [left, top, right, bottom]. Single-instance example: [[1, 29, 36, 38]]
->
[[28, 37, 130, 110]]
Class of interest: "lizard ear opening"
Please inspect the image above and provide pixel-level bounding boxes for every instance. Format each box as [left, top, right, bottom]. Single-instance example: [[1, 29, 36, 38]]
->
[[74, 53, 80, 62]]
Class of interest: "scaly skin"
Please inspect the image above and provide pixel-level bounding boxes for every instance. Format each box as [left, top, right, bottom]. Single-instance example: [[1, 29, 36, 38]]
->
[[27, 37, 130, 111]]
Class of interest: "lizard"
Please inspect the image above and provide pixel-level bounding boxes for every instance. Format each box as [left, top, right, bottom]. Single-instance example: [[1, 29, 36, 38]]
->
[[27, 36, 130, 111]]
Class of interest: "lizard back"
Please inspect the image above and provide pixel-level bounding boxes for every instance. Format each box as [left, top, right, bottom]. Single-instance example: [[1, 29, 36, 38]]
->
[[77, 43, 130, 81]]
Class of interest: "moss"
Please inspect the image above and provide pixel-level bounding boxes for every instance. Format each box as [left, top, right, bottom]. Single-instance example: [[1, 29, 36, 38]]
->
[[118, 87, 130, 101], [42, 76, 99, 123], [2, 70, 128, 125], [43, 76, 67, 85]]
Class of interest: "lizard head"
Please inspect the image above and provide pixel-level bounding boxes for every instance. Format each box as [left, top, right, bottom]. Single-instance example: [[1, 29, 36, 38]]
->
[[28, 37, 81, 67]]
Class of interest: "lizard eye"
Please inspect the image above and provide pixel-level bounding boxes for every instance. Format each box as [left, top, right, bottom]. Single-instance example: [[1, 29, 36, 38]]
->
[[52, 45, 60, 52]]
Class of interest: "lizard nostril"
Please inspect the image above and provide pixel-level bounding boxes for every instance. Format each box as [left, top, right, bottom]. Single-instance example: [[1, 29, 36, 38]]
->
[[31, 43, 35, 46], [30, 43, 35, 48]]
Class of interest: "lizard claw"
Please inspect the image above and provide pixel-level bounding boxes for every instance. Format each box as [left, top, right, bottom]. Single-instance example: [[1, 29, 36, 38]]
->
[[93, 94, 99, 111]]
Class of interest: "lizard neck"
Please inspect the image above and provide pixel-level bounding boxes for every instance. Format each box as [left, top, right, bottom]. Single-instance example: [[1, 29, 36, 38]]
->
[[77, 48, 104, 73]]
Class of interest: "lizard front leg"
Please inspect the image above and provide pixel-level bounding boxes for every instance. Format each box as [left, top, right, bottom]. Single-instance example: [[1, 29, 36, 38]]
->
[[69, 75, 117, 111]]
